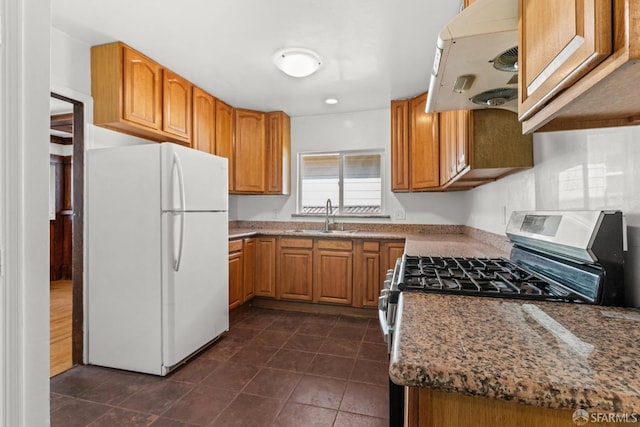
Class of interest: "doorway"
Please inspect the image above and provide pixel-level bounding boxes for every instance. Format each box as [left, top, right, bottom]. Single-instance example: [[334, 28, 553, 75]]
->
[[49, 93, 84, 376]]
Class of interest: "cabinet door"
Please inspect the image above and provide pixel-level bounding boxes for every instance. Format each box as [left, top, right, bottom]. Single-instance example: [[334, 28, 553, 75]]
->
[[255, 237, 277, 298], [228, 249, 243, 310], [192, 87, 216, 154], [278, 248, 313, 301], [265, 112, 291, 195], [410, 93, 440, 190], [354, 240, 381, 308], [243, 238, 256, 302], [382, 241, 405, 273], [234, 109, 266, 193], [439, 110, 457, 186], [456, 110, 470, 173], [391, 100, 410, 192], [314, 249, 353, 305], [518, 0, 612, 121], [122, 46, 162, 130], [162, 70, 192, 142], [215, 100, 235, 191]]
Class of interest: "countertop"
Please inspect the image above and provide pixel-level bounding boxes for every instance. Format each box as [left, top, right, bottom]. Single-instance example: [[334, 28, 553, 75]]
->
[[390, 292, 640, 413]]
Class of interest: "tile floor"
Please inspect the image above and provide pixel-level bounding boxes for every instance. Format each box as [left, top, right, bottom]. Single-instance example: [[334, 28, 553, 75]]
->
[[50, 307, 390, 426]]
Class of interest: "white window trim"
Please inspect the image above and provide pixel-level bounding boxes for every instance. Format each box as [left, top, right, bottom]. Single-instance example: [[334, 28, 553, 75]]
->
[[296, 149, 388, 218]]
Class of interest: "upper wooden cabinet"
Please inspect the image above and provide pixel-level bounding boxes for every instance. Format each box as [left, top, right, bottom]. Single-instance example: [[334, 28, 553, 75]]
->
[[391, 93, 440, 192], [91, 42, 190, 145], [215, 99, 235, 191], [518, 0, 640, 133], [265, 112, 291, 195], [391, 95, 532, 191], [444, 110, 533, 190], [191, 86, 216, 155], [162, 70, 192, 143], [234, 109, 266, 194]]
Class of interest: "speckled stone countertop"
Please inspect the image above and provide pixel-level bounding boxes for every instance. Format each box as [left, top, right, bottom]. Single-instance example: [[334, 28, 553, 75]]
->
[[390, 292, 640, 413]]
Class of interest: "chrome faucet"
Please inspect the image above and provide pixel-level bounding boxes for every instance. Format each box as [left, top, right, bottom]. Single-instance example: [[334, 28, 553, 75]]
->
[[324, 198, 333, 232]]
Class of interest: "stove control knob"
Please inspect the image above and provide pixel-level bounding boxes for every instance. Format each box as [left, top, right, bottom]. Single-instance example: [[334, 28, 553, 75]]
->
[[385, 269, 394, 280], [383, 280, 392, 290]]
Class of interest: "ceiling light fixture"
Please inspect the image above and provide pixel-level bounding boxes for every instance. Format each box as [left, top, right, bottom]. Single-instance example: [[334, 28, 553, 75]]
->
[[324, 98, 338, 105], [273, 48, 322, 78]]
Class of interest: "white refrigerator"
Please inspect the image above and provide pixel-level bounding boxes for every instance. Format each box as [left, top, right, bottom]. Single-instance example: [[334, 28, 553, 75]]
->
[[87, 142, 229, 375]]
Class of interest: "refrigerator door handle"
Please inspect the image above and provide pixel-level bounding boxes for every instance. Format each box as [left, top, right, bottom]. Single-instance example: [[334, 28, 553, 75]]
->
[[172, 153, 186, 271], [172, 152, 187, 212], [173, 212, 185, 272]]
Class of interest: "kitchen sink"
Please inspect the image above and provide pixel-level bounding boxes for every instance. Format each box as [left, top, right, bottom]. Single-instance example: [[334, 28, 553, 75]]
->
[[287, 229, 358, 234]]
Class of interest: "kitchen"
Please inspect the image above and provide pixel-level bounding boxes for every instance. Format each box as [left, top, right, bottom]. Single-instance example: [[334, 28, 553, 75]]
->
[[2, 0, 640, 426]]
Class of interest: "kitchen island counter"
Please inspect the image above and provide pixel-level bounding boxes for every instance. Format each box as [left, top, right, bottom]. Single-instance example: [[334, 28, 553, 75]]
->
[[390, 291, 640, 415]]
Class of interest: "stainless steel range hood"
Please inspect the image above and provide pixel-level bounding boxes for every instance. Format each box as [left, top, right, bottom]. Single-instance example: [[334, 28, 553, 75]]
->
[[426, 0, 519, 113]]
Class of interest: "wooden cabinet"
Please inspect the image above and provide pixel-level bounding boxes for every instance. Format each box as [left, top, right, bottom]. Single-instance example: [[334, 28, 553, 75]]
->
[[162, 70, 192, 143], [91, 42, 190, 145], [243, 238, 256, 302], [391, 92, 440, 192], [443, 110, 532, 190], [277, 238, 314, 301], [233, 109, 266, 193], [405, 387, 621, 427], [265, 111, 291, 195], [192, 86, 216, 154], [255, 237, 277, 298], [391, 100, 410, 191], [391, 96, 532, 191], [518, 0, 640, 133], [354, 239, 404, 308], [228, 240, 244, 310], [410, 93, 440, 190], [314, 239, 353, 305], [215, 100, 235, 191], [518, 0, 612, 123], [354, 240, 381, 308]]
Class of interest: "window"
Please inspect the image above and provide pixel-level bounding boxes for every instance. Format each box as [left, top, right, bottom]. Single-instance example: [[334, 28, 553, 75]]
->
[[298, 151, 383, 215]]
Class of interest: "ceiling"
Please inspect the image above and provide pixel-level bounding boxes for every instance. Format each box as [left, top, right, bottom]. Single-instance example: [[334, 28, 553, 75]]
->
[[51, 0, 461, 117]]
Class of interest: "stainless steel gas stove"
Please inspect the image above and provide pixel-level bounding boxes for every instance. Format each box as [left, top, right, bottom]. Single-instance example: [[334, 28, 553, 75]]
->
[[379, 210, 627, 425]]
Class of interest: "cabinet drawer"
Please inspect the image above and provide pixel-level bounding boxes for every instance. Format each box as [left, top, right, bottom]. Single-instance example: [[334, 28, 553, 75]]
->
[[229, 239, 243, 253], [317, 239, 353, 251], [362, 241, 380, 252], [280, 238, 313, 249]]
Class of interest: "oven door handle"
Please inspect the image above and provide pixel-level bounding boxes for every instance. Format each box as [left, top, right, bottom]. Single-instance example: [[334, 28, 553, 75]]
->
[[378, 308, 391, 346]]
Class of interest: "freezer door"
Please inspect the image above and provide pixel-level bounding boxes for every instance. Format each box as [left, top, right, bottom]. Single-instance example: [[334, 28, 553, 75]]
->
[[162, 211, 229, 370], [160, 142, 228, 212]]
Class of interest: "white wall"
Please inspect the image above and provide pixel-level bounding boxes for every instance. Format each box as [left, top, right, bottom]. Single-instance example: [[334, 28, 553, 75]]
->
[[465, 126, 640, 307], [232, 108, 470, 224]]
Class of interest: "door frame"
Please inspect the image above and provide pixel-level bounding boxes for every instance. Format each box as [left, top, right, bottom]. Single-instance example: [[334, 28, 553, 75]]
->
[[50, 92, 85, 365]]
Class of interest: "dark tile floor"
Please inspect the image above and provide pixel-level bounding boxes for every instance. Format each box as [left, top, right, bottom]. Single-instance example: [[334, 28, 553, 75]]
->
[[50, 307, 390, 426]]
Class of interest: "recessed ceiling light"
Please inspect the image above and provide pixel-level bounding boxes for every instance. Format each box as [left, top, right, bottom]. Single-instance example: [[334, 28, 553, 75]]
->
[[273, 48, 322, 78], [325, 98, 338, 105]]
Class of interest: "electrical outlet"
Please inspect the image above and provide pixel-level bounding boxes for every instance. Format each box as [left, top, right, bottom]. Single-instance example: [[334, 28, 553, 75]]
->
[[394, 209, 406, 220]]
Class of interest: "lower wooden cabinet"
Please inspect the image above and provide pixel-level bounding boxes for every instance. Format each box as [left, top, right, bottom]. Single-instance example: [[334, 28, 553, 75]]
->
[[228, 239, 244, 310], [405, 387, 616, 427], [314, 239, 354, 305], [354, 240, 405, 308], [246, 235, 406, 309], [255, 237, 277, 297], [277, 238, 314, 301], [242, 237, 256, 301], [228, 237, 256, 310]]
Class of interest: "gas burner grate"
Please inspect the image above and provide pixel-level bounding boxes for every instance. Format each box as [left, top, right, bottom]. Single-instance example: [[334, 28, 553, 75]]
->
[[399, 256, 576, 301]]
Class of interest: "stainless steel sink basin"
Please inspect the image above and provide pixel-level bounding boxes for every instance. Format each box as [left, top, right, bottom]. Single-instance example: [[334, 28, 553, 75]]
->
[[287, 229, 358, 234]]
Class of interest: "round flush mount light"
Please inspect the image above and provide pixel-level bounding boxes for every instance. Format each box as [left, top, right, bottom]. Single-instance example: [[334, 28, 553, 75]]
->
[[273, 48, 322, 78], [324, 98, 338, 105]]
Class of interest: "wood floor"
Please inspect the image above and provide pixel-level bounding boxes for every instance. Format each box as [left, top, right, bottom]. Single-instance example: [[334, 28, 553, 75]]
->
[[50, 280, 73, 377]]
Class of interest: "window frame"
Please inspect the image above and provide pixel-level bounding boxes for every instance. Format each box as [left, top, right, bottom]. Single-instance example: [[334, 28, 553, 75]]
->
[[296, 149, 387, 217]]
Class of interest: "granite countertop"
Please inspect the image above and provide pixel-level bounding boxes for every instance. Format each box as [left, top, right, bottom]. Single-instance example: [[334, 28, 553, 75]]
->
[[390, 292, 640, 413]]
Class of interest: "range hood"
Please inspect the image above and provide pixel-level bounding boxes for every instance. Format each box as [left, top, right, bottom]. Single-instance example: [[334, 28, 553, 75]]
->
[[426, 0, 519, 113]]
